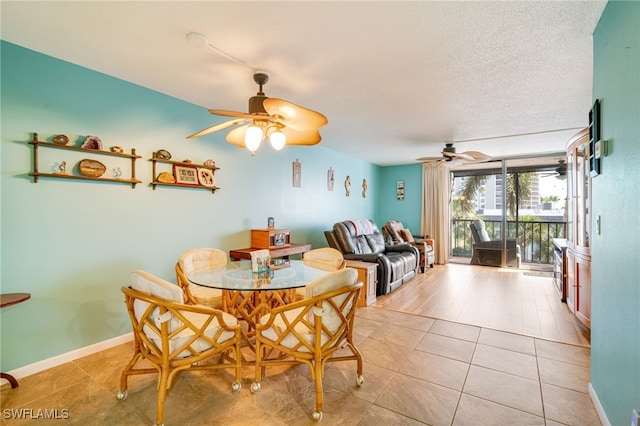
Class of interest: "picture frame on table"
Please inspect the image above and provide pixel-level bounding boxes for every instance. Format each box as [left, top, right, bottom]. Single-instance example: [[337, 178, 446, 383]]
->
[[174, 165, 198, 185], [197, 167, 215, 187]]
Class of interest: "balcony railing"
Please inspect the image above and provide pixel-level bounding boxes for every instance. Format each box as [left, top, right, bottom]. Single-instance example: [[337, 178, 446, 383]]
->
[[451, 219, 567, 265]]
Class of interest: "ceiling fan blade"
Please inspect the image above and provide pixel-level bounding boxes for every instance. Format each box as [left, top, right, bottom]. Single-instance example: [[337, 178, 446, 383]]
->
[[280, 127, 322, 146], [263, 98, 328, 131], [208, 109, 267, 120], [187, 118, 249, 139], [416, 156, 444, 162], [442, 151, 475, 161], [460, 151, 492, 162]]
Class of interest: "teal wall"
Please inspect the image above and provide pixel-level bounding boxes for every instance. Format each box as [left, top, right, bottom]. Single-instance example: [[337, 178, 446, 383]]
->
[[378, 164, 423, 233], [591, 2, 640, 425], [0, 41, 380, 371]]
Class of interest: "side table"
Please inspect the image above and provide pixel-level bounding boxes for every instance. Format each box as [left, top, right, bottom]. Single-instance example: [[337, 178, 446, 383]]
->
[[1, 293, 31, 388], [229, 244, 311, 261], [345, 260, 377, 307]]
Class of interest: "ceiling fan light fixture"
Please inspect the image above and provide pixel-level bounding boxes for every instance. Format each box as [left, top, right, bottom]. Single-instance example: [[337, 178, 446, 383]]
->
[[245, 124, 264, 154], [269, 129, 286, 150]]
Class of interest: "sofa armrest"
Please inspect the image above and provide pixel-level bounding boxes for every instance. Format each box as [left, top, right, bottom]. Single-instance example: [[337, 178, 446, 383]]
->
[[384, 243, 414, 253], [343, 253, 383, 263]]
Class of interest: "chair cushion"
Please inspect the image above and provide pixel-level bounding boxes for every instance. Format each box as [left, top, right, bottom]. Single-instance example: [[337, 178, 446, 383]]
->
[[188, 284, 222, 307], [179, 248, 228, 274], [472, 220, 491, 242], [132, 270, 183, 303], [259, 307, 330, 352], [259, 268, 358, 351], [303, 247, 345, 272], [130, 270, 235, 358], [398, 228, 415, 243]]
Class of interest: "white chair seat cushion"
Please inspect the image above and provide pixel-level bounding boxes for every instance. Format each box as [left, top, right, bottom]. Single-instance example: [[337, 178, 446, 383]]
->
[[164, 310, 237, 358], [130, 270, 236, 358], [304, 269, 356, 332], [258, 307, 330, 353], [189, 284, 222, 306], [179, 248, 227, 273]]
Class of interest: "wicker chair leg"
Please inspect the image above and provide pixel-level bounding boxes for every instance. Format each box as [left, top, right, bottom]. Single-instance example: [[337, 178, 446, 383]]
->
[[155, 369, 170, 426], [312, 360, 324, 421]]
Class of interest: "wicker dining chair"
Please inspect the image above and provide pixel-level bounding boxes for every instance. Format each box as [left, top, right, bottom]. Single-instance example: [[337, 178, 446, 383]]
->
[[251, 268, 364, 421], [176, 247, 227, 308], [296, 247, 346, 300], [117, 270, 242, 426], [302, 247, 346, 272]]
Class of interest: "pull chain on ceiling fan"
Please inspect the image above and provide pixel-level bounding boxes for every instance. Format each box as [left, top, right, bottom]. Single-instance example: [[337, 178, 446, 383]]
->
[[186, 33, 327, 155]]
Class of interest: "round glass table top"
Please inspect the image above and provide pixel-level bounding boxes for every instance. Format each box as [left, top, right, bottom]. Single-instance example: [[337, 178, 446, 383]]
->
[[187, 260, 329, 291]]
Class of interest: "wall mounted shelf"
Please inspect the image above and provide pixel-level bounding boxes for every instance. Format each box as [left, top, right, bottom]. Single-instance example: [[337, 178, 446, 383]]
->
[[28, 133, 141, 188], [150, 154, 220, 194]]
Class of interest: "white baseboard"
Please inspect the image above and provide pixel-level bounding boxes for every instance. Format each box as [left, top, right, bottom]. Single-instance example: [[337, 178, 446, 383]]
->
[[589, 382, 611, 426], [2, 333, 133, 384]]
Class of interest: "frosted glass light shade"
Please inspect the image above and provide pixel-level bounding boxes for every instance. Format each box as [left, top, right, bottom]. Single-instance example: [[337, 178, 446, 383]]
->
[[245, 125, 264, 153], [270, 130, 286, 150]]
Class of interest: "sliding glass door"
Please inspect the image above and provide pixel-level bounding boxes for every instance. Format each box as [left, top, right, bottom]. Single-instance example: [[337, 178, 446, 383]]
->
[[450, 155, 567, 268]]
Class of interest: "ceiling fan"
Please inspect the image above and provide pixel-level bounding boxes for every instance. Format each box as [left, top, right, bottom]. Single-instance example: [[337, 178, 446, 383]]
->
[[540, 159, 567, 179], [416, 143, 492, 165], [187, 71, 328, 155]]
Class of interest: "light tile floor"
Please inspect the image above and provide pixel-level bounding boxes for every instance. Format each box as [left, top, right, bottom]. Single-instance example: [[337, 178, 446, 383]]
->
[[0, 307, 601, 425]]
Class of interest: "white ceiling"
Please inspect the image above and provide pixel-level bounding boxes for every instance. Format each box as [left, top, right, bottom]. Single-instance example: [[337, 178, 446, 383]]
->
[[1, 1, 607, 166]]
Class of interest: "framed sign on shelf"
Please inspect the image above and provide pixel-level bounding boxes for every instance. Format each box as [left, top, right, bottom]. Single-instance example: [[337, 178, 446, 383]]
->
[[174, 165, 198, 185]]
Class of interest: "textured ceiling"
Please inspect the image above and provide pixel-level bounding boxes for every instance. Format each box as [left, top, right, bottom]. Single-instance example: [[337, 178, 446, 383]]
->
[[1, 1, 607, 166]]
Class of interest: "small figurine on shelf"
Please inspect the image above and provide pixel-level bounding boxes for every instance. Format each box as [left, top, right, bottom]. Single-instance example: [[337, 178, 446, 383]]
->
[[111, 146, 124, 154], [113, 167, 122, 178], [52, 160, 67, 174]]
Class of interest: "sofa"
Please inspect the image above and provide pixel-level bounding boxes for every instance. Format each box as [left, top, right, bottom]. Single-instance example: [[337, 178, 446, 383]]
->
[[325, 219, 419, 295], [381, 221, 435, 273], [470, 219, 521, 268]]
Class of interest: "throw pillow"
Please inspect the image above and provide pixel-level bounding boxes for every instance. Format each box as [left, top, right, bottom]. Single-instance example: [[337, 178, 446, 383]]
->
[[399, 229, 415, 243]]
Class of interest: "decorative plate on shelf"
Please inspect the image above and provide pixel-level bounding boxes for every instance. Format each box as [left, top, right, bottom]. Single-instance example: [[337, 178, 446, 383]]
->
[[197, 168, 216, 187], [78, 159, 106, 178], [155, 149, 171, 160], [52, 134, 69, 145], [81, 135, 103, 150]]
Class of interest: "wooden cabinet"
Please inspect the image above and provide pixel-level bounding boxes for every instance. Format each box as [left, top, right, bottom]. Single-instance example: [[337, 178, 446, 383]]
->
[[251, 229, 291, 249], [565, 128, 591, 328], [345, 260, 377, 307]]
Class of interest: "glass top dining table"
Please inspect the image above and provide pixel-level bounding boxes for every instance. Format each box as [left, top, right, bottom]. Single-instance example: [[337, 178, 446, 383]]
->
[[187, 260, 329, 291], [188, 260, 331, 356]]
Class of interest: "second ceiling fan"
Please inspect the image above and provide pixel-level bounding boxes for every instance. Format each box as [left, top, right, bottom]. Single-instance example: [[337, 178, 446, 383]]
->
[[188, 71, 328, 155], [417, 143, 492, 164]]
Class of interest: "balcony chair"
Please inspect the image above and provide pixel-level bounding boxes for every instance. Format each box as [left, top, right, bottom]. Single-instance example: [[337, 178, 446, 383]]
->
[[176, 247, 227, 308], [469, 219, 521, 268], [381, 220, 435, 272], [325, 219, 419, 295], [117, 270, 242, 426], [251, 268, 364, 421]]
